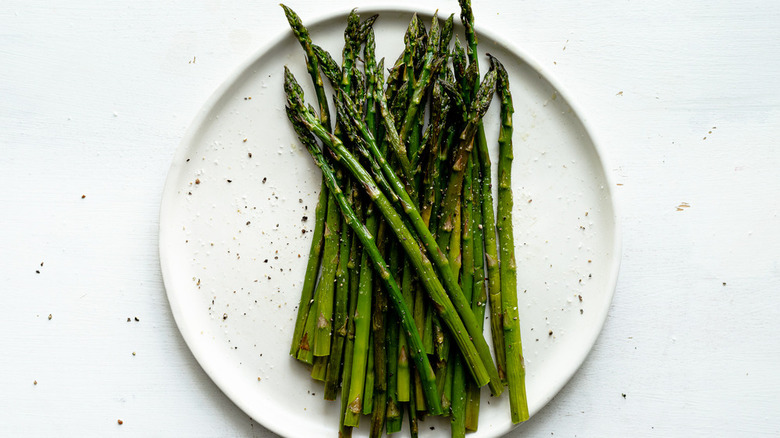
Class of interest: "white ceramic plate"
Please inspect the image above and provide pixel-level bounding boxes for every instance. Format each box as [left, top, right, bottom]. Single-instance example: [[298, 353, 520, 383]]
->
[[160, 6, 620, 437]]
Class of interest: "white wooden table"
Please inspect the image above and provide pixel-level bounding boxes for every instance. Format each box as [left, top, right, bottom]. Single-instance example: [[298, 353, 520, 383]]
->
[[2, 0, 778, 436]]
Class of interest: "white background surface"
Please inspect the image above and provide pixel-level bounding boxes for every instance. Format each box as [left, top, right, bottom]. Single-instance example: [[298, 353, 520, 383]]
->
[[2, 0, 778, 436]]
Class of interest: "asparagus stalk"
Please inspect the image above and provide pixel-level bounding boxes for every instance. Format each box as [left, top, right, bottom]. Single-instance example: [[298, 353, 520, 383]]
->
[[281, 4, 332, 359], [419, 80, 448, 227], [461, 153, 476, 346], [343, 29, 381, 427], [385, 243, 403, 434], [446, 204, 465, 431], [311, 355, 328, 380], [306, 9, 365, 360], [433, 313, 448, 402], [370, 392, 386, 438], [370, 381, 387, 438], [312, 191, 341, 357], [490, 54, 530, 423], [340, 218, 362, 438], [291, 187, 326, 358], [325, 216, 352, 398], [370, 222, 388, 437], [408, 395, 419, 438], [342, 202, 377, 424], [458, 0, 508, 383], [443, 348, 455, 413], [465, 148, 487, 431], [285, 79, 443, 415], [397, 260, 413, 403], [412, 279, 428, 411], [313, 7, 370, 366], [296, 285, 318, 364], [451, 143, 477, 438], [362, 332, 375, 415]]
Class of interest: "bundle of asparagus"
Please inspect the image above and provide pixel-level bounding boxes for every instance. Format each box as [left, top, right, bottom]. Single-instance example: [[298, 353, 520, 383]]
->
[[283, 2, 528, 436]]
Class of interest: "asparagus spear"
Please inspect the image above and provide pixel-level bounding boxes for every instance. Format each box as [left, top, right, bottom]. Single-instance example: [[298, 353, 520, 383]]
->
[[292, 188, 326, 360], [385, 243, 403, 434], [397, 260, 413, 403], [281, 5, 339, 362], [465, 147, 487, 431], [281, 4, 331, 359], [408, 395, 419, 438], [296, 286, 318, 364], [339, 209, 362, 437], [458, 0, 508, 383], [312, 7, 371, 365], [343, 29, 381, 428], [370, 222, 388, 437], [490, 54, 530, 423], [324, 215, 352, 398], [451, 139, 477, 438], [362, 332, 375, 415], [312, 190, 341, 357], [285, 76, 443, 415], [311, 355, 328, 380]]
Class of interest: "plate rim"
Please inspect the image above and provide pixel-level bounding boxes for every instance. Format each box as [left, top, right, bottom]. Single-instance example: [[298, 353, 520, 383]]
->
[[159, 4, 622, 437]]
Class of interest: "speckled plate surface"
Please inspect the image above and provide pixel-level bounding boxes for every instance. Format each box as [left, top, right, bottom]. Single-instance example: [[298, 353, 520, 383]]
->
[[159, 6, 621, 437]]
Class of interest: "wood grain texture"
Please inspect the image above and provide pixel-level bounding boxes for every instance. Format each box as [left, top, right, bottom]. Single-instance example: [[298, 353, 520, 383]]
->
[[1, 0, 779, 436]]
